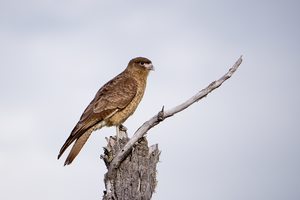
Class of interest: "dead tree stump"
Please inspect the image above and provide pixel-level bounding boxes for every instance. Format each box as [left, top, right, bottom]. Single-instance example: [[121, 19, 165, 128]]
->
[[101, 129, 160, 200]]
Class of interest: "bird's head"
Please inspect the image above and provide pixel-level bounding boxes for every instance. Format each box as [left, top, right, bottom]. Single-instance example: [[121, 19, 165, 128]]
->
[[127, 57, 154, 74]]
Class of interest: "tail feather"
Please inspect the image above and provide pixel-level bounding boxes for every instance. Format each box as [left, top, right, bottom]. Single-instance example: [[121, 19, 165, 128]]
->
[[64, 130, 92, 165], [57, 123, 83, 160], [58, 120, 107, 165]]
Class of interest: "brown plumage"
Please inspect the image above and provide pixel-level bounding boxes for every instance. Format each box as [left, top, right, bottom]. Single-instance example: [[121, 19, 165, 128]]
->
[[58, 57, 154, 165]]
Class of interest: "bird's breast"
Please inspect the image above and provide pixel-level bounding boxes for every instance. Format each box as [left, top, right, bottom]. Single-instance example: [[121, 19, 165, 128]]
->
[[106, 80, 147, 126]]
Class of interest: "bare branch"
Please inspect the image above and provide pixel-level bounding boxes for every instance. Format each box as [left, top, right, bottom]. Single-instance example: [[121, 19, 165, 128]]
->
[[107, 56, 243, 178]]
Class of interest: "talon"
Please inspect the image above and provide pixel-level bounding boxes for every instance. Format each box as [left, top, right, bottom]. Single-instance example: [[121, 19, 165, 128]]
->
[[119, 124, 128, 132], [116, 124, 128, 140]]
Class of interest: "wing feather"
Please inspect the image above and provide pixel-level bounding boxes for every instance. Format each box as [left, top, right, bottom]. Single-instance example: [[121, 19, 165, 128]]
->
[[58, 72, 138, 160]]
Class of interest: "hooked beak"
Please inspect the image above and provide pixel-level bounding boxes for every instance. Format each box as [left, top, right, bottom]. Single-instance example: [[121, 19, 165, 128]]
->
[[145, 63, 154, 71]]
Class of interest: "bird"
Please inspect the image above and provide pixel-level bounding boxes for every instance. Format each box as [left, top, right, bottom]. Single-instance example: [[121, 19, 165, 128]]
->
[[58, 57, 154, 165]]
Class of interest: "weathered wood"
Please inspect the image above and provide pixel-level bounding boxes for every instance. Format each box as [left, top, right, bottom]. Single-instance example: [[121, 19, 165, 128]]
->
[[101, 128, 160, 200]]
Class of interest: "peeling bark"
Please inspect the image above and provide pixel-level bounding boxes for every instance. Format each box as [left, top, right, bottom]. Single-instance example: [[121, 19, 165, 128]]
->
[[101, 129, 160, 200]]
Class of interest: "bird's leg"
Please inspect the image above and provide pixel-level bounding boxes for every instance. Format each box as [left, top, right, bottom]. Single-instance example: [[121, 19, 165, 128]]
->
[[116, 124, 128, 140], [116, 125, 120, 139]]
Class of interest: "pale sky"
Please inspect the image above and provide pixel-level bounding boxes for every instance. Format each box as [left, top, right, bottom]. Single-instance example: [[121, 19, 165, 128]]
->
[[1, 0, 299, 199]]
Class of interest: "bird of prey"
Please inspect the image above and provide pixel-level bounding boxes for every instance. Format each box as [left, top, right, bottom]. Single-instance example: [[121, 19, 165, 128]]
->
[[58, 57, 154, 165]]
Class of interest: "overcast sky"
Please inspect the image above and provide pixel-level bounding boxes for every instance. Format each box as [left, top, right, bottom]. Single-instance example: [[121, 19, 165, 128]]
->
[[1, 0, 299, 199]]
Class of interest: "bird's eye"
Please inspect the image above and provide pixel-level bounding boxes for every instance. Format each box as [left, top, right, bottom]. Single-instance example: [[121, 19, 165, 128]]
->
[[140, 62, 145, 65]]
